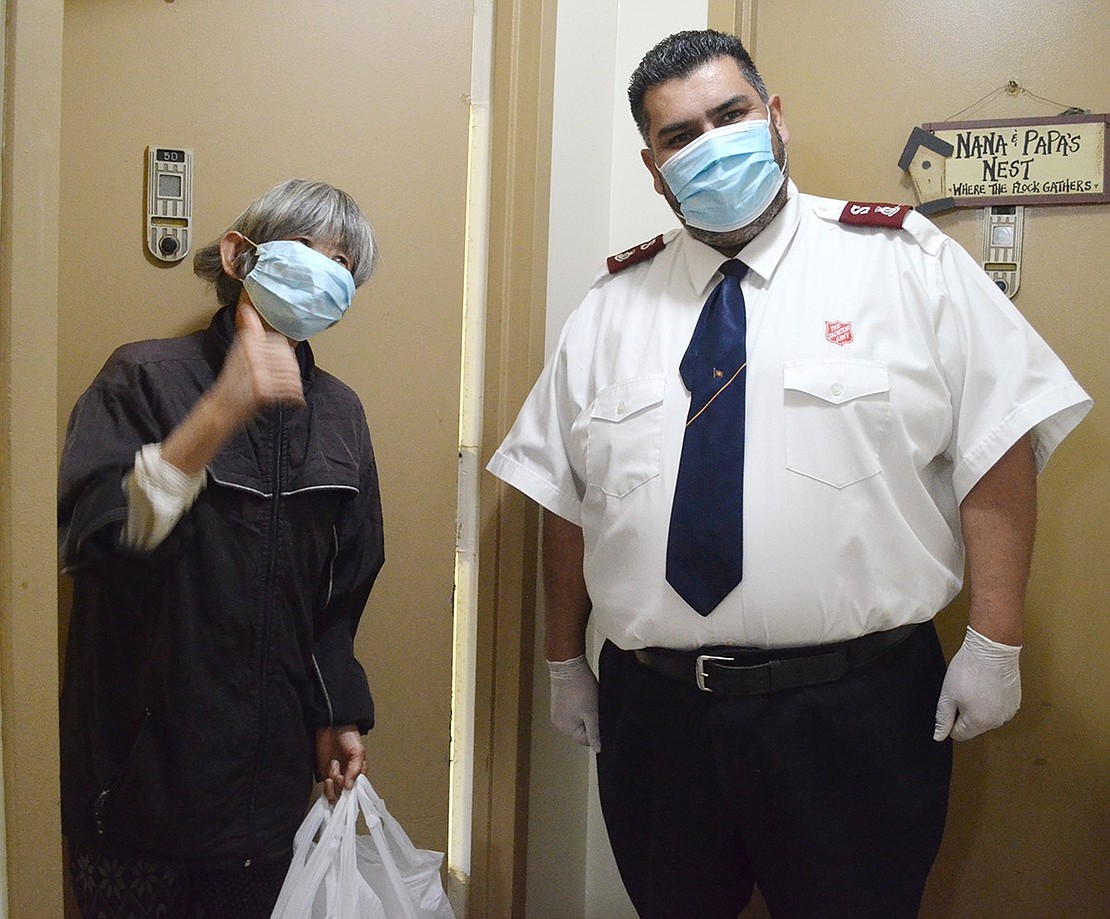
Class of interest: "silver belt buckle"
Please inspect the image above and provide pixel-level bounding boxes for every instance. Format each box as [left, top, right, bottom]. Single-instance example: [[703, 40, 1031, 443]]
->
[[695, 654, 732, 692]]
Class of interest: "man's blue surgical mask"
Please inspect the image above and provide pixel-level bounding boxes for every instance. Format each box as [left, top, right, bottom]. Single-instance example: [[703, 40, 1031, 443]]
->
[[242, 239, 355, 341], [658, 113, 785, 233]]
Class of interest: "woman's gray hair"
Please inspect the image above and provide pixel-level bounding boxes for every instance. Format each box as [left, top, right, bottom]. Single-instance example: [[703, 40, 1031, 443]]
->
[[193, 178, 378, 309]]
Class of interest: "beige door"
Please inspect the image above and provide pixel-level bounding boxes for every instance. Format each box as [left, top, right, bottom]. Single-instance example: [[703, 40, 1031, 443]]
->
[[58, 0, 471, 907], [750, 2, 1109, 915]]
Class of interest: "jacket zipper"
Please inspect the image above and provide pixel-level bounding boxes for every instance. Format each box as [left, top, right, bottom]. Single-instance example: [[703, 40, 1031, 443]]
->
[[312, 653, 335, 725], [246, 407, 284, 862], [310, 526, 340, 724], [94, 708, 152, 835]]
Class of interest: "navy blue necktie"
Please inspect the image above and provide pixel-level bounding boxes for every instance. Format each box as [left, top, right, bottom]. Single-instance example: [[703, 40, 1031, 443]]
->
[[666, 260, 749, 616]]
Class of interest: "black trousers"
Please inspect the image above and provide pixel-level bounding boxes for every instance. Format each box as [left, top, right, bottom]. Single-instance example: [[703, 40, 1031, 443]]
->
[[68, 839, 290, 919], [597, 622, 953, 919]]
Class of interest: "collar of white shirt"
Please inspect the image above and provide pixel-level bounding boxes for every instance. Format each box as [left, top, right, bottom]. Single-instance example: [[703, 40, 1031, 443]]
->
[[679, 180, 803, 296]]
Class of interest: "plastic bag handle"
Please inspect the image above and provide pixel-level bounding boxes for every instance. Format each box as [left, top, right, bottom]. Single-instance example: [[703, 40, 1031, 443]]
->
[[271, 793, 348, 918], [333, 781, 384, 917], [354, 776, 421, 919]]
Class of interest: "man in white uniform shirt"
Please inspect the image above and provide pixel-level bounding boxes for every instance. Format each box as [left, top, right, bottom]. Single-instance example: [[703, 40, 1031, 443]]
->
[[488, 30, 1091, 919]]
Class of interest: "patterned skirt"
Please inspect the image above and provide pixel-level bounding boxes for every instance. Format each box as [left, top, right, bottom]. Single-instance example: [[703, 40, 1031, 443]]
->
[[67, 839, 291, 919]]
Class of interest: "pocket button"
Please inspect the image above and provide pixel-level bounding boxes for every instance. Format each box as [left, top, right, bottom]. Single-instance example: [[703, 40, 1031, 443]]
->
[[831, 383, 844, 397], [586, 376, 666, 497]]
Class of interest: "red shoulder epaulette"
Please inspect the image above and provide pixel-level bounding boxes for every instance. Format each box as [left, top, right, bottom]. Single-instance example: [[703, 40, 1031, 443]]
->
[[607, 234, 666, 273], [839, 202, 912, 229]]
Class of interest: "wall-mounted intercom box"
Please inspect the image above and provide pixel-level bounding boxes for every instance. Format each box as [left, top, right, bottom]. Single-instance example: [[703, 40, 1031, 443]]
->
[[982, 205, 1024, 299], [145, 146, 193, 262]]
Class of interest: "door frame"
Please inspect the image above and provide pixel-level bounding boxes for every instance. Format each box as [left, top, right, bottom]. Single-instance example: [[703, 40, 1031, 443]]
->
[[468, 2, 751, 915], [0, 2, 65, 917], [467, 0, 556, 914]]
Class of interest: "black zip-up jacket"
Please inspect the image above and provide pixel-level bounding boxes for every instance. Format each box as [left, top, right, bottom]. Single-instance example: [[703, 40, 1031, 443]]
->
[[58, 306, 383, 868]]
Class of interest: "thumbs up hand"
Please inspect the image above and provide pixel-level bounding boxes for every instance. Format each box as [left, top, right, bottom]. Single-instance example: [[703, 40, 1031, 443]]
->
[[159, 303, 307, 477], [211, 302, 307, 427]]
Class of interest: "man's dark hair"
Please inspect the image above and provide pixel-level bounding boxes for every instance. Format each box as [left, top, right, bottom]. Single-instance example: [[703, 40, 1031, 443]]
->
[[628, 30, 769, 144]]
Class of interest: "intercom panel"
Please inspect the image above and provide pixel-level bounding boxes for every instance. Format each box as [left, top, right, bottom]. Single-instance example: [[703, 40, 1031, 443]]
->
[[145, 146, 193, 262], [982, 205, 1024, 299]]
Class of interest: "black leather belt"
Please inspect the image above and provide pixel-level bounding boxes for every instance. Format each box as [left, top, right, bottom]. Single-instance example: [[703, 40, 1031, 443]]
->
[[633, 622, 921, 695]]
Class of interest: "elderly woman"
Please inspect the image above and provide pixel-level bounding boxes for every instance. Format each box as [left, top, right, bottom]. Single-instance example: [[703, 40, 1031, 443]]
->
[[59, 179, 383, 918]]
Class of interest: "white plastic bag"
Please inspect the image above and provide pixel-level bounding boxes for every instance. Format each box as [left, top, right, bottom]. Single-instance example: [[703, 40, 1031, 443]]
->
[[271, 775, 455, 919]]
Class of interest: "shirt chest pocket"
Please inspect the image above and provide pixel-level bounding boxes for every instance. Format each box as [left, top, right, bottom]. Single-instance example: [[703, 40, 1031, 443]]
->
[[586, 376, 666, 497], [783, 361, 890, 488]]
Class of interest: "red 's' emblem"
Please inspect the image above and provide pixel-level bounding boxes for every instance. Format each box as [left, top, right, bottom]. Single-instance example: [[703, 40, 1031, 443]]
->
[[839, 201, 911, 229], [607, 234, 666, 273], [826, 320, 853, 346]]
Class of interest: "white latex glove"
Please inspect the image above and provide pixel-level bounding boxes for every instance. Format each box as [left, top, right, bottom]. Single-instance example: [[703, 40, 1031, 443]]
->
[[934, 626, 1022, 742], [547, 655, 601, 752]]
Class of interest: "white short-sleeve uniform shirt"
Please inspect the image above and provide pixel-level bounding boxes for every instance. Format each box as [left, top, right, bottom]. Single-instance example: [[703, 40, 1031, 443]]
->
[[488, 183, 1092, 651]]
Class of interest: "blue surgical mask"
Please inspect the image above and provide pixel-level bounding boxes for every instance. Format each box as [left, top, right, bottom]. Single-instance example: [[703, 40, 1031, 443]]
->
[[658, 113, 785, 233], [241, 239, 355, 341]]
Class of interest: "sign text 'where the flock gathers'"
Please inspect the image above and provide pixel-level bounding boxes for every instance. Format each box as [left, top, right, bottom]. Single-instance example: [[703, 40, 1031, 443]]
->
[[900, 114, 1109, 213]]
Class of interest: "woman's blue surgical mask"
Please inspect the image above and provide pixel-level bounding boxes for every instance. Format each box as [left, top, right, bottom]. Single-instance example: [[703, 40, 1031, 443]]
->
[[658, 113, 785, 233], [241, 238, 355, 341]]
